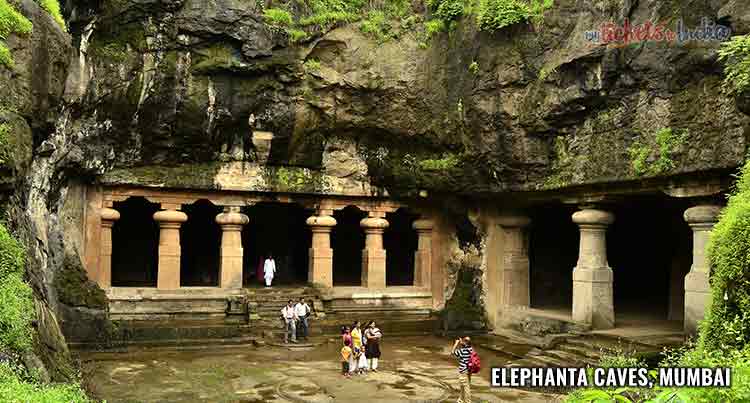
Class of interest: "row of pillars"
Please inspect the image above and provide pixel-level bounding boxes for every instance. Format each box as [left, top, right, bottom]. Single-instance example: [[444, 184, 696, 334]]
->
[[496, 204, 721, 334], [98, 205, 434, 291]]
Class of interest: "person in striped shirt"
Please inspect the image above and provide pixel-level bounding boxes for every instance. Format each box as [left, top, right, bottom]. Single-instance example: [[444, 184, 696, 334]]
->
[[453, 336, 473, 403]]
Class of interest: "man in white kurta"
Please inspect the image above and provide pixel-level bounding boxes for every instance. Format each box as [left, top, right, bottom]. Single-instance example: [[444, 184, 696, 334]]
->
[[263, 257, 276, 287]]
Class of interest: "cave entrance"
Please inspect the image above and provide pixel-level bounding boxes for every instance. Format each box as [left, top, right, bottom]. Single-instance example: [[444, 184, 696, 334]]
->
[[608, 195, 691, 326], [332, 206, 367, 286], [180, 200, 222, 287], [384, 208, 418, 286], [111, 197, 160, 287], [529, 203, 578, 315], [242, 202, 312, 287]]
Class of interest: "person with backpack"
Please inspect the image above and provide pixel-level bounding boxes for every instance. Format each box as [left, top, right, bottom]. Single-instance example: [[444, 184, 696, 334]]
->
[[453, 336, 479, 403]]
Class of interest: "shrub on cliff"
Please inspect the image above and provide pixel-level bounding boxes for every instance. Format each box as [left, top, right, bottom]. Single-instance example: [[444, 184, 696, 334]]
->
[[0, 222, 33, 353], [703, 160, 750, 351], [719, 35, 750, 95]]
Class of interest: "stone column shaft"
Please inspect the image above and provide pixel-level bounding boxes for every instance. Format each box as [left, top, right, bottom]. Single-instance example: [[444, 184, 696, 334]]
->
[[684, 205, 722, 335], [307, 214, 336, 288], [154, 208, 188, 290], [413, 219, 434, 287], [99, 207, 120, 288], [498, 216, 531, 308], [216, 207, 249, 290], [361, 216, 389, 289], [572, 208, 615, 329]]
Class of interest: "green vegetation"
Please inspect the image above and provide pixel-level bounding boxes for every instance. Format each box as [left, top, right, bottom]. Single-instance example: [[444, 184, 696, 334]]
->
[[419, 153, 460, 171], [36, 0, 65, 31], [0, 122, 10, 165], [263, 8, 293, 27], [0, 222, 32, 352], [360, 11, 395, 43], [468, 60, 479, 75], [476, 0, 551, 31], [718, 35, 750, 95], [0, 362, 90, 403], [0, 0, 33, 68], [628, 128, 687, 177], [303, 58, 321, 72], [287, 28, 308, 42], [704, 160, 750, 352], [0, 223, 92, 401]]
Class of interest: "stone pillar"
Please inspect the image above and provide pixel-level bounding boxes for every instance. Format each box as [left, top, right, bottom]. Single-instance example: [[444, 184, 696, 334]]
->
[[98, 207, 120, 288], [498, 215, 531, 308], [683, 205, 721, 335], [360, 215, 389, 289], [413, 219, 434, 287], [306, 213, 337, 288], [572, 208, 615, 329], [216, 206, 249, 290], [153, 207, 188, 290]]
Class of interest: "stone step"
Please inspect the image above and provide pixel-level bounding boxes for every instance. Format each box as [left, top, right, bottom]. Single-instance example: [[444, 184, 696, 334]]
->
[[543, 349, 596, 366], [73, 335, 261, 351], [556, 343, 602, 361]]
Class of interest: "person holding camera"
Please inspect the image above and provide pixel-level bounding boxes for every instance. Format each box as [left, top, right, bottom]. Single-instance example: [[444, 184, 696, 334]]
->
[[453, 336, 474, 403]]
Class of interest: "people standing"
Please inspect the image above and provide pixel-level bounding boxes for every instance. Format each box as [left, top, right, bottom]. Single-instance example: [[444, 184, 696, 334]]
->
[[350, 321, 363, 375], [294, 297, 311, 340], [364, 321, 382, 372], [281, 300, 297, 343], [453, 336, 474, 403], [341, 338, 352, 378], [263, 255, 276, 287]]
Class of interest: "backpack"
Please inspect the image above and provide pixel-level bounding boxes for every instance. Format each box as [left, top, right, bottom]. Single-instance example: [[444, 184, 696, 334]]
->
[[468, 350, 481, 374]]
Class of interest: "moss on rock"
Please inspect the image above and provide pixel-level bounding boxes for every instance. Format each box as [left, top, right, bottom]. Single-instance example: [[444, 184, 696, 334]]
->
[[53, 254, 107, 310]]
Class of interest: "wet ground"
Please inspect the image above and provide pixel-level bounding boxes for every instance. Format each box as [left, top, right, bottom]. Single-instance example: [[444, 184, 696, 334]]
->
[[81, 336, 562, 402]]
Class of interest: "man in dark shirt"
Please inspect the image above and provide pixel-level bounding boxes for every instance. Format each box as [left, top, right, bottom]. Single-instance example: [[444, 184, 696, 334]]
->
[[453, 336, 473, 403]]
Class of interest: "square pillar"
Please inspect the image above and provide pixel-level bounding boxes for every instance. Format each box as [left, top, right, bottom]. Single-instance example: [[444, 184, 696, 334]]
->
[[153, 207, 188, 290], [360, 215, 389, 289], [572, 208, 615, 329], [683, 205, 721, 335], [498, 215, 531, 308], [307, 214, 336, 288], [98, 207, 120, 288], [216, 206, 249, 290], [413, 219, 434, 287]]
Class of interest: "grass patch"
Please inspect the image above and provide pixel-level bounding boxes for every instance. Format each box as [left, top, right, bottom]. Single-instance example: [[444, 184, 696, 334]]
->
[[263, 8, 293, 27]]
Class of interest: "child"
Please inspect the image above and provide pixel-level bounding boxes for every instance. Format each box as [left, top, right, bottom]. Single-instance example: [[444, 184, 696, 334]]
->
[[341, 339, 352, 378]]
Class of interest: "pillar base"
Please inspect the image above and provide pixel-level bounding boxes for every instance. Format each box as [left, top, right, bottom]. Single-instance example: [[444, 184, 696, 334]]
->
[[361, 249, 386, 289], [684, 271, 711, 335], [572, 266, 614, 329], [309, 247, 333, 288]]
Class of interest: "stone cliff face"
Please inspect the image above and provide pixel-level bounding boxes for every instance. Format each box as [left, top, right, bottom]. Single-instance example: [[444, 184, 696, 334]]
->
[[50, 0, 750, 197], [1, 0, 749, 379]]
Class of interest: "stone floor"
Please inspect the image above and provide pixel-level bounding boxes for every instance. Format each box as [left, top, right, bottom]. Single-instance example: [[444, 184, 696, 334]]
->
[[80, 336, 562, 402]]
